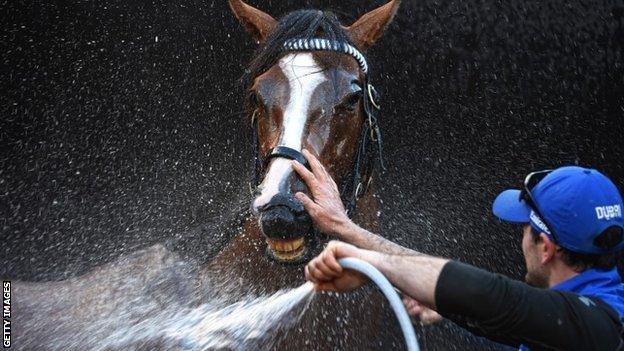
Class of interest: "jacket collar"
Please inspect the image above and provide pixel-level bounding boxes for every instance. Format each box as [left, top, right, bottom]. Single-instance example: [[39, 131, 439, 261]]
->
[[553, 267, 621, 294]]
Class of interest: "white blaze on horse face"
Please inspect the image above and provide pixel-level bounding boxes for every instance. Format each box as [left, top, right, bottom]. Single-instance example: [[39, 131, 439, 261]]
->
[[253, 53, 326, 211], [278, 53, 326, 150]]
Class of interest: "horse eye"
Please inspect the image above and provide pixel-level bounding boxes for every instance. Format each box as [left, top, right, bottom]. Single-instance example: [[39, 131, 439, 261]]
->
[[248, 91, 263, 108], [247, 91, 260, 107], [339, 91, 362, 111]]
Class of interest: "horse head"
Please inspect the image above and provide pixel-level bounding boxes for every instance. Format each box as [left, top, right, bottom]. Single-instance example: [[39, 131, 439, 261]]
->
[[229, 0, 400, 264]]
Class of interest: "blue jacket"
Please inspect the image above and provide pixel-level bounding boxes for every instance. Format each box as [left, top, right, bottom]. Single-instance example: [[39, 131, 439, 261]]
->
[[520, 267, 624, 350], [552, 267, 624, 322]]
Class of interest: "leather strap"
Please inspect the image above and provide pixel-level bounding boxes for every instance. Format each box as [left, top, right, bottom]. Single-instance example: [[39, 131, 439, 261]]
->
[[267, 146, 309, 168]]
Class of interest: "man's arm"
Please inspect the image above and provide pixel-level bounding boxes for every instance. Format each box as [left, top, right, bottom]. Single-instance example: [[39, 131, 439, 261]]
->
[[291, 150, 419, 256], [307, 243, 623, 350], [305, 241, 447, 309], [339, 221, 421, 256]]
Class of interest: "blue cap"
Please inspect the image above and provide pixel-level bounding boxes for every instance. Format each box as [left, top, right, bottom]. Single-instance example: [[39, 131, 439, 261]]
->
[[492, 166, 624, 254]]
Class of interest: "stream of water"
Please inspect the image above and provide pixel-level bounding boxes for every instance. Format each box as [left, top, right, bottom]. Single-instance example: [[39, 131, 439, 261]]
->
[[94, 282, 315, 351]]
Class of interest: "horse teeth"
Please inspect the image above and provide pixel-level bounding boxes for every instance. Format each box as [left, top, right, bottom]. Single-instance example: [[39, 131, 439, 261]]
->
[[266, 237, 305, 252], [292, 238, 303, 250]]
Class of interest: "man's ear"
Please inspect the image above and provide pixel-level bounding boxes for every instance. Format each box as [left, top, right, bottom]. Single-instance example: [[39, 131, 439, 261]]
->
[[539, 233, 558, 264], [229, 0, 277, 44], [344, 0, 401, 50]]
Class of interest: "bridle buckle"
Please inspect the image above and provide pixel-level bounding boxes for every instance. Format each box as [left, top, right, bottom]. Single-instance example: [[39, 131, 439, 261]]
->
[[367, 84, 381, 110], [251, 109, 258, 127], [355, 182, 363, 198]]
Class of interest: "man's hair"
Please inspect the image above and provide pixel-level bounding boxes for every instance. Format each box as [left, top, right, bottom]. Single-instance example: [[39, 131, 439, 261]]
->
[[530, 227, 621, 271]]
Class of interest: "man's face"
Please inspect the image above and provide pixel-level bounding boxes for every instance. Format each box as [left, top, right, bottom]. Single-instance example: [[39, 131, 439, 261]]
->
[[521, 224, 549, 288]]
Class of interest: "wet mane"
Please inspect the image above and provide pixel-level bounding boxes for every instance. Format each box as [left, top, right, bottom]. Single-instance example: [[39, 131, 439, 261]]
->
[[242, 9, 352, 88]]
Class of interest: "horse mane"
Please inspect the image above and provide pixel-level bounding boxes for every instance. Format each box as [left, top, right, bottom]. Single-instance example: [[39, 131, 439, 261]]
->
[[242, 9, 353, 89]]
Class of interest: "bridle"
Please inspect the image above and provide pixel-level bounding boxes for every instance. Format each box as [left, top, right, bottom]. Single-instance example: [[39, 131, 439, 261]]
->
[[250, 38, 385, 216]]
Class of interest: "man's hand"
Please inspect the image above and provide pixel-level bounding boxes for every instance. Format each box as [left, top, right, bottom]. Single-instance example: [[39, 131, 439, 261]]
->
[[291, 149, 354, 238], [402, 295, 444, 325], [305, 241, 368, 292]]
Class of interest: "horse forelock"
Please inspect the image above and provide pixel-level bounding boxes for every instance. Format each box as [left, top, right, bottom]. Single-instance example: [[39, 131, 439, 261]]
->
[[243, 9, 352, 91]]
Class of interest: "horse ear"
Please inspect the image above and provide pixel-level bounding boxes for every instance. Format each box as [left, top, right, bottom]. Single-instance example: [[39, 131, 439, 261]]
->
[[228, 0, 277, 44], [344, 0, 401, 50]]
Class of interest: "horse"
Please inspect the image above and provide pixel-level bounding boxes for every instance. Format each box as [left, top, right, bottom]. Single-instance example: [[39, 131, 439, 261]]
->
[[203, 0, 399, 286], [197, 1, 403, 348], [12, 1, 404, 350]]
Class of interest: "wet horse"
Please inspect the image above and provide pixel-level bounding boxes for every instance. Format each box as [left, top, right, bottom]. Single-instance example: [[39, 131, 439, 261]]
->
[[201, 1, 403, 348], [12, 1, 403, 350], [204, 0, 399, 280]]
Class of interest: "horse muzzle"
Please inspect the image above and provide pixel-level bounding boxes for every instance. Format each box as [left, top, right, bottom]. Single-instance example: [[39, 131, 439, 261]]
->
[[257, 193, 314, 264]]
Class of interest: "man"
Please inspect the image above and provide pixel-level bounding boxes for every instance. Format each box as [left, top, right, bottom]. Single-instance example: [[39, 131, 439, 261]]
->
[[291, 150, 624, 350]]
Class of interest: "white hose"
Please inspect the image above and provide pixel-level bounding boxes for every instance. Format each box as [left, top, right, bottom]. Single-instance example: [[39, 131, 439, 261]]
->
[[338, 257, 419, 351]]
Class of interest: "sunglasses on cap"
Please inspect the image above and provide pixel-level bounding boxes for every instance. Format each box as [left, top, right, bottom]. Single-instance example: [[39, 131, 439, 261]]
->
[[519, 169, 560, 244]]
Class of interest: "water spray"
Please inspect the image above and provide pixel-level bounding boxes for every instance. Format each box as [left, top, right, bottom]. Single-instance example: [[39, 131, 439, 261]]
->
[[92, 258, 420, 350], [338, 257, 420, 351]]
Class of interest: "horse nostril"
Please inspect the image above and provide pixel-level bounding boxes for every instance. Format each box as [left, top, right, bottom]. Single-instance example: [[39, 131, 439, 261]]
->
[[259, 204, 312, 240], [262, 206, 295, 224]]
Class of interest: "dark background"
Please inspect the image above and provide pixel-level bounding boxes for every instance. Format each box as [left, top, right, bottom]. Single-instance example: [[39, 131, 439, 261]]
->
[[2, 0, 623, 349]]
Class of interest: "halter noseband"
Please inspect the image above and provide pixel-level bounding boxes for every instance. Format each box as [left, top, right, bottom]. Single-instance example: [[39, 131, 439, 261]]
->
[[251, 38, 385, 216], [268, 146, 309, 168]]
